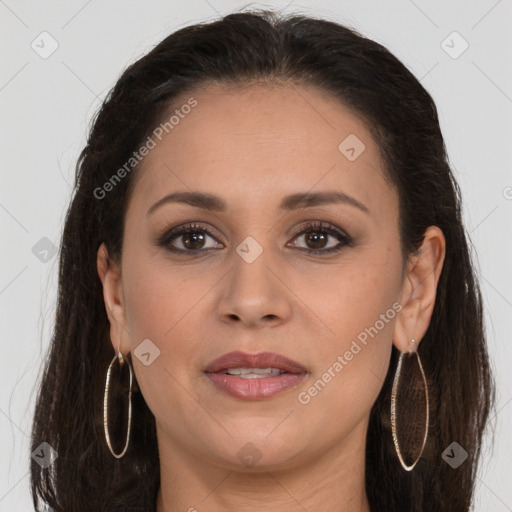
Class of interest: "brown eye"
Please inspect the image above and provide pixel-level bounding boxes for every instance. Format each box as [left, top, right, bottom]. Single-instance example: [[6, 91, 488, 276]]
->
[[289, 221, 352, 255], [179, 231, 207, 250], [303, 231, 330, 250], [158, 222, 223, 254]]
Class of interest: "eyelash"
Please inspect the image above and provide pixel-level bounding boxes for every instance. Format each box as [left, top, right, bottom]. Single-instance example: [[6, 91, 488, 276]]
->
[[157, 221, 353, 257]]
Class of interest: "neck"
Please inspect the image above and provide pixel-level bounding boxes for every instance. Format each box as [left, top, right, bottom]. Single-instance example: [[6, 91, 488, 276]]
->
[[155, 422, 371, 512]]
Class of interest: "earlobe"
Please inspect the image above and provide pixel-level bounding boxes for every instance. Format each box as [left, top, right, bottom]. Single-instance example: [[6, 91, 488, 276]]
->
[[97, 243, 130, 354], [393, 226, 446, 353], [393, 297, 421, 353]]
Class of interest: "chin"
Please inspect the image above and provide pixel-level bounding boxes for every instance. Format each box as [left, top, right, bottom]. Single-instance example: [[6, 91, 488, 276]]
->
[[204, 427, 309, 472]]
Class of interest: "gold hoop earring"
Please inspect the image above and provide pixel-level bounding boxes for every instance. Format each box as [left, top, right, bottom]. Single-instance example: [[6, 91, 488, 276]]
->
[[390, 345, 429, 471], [103, 351, 133, 459]]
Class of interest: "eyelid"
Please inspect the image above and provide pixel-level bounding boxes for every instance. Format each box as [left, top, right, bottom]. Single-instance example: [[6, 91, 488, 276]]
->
[[293, 220, 350, 238]]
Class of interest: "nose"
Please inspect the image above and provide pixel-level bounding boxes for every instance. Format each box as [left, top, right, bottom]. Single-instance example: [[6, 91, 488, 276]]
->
[[216, 245, 292, 328]]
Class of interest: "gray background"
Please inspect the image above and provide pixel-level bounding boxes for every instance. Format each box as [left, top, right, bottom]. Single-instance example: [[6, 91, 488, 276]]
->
[[1, 1, 511, 510]]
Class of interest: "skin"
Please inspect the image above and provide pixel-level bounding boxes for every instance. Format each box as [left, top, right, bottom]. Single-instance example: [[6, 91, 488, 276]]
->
[[97, 83, 445, 512]]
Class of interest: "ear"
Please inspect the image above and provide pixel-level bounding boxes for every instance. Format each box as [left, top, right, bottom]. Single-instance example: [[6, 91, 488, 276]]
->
[[97, 243, 131, 356], [393, 226, 446, 353]]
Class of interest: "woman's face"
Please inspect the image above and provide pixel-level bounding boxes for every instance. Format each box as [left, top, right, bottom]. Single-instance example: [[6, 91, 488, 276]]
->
[[101, 83, 410, 471]]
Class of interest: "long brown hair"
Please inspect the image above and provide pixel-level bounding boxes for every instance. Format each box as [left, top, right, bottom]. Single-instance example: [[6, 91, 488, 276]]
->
[[30, 9, 495, 512]]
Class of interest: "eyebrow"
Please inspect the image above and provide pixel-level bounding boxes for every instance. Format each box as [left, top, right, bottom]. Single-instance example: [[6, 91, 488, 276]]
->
[[147, 190, 369, 216]]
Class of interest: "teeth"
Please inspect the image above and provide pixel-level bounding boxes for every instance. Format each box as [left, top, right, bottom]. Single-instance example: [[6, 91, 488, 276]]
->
[[224, 367, 284, 378]]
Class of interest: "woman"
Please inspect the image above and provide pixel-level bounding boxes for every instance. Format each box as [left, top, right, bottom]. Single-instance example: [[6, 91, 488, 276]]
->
[[30, 9, 495, 512]]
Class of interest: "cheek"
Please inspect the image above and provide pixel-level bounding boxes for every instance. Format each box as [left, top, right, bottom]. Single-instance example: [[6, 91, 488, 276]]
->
[[304, 249, 400, 349], [120, 251, 200, 355], [121, 260, 210, 420], [296, 247, 400, 414], [122, 249, 218, 342]]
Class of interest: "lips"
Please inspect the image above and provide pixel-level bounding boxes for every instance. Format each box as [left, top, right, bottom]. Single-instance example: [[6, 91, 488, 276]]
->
[[204, 351, 307, 375], [204, 351, 308, 400]]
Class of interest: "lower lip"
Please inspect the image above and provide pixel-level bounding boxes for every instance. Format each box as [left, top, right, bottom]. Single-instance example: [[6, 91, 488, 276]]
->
[[205, 372, 307, 400]]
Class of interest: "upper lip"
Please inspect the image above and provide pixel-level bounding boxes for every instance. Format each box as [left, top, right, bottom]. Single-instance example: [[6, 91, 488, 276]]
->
[[204, 351, 307, 374]]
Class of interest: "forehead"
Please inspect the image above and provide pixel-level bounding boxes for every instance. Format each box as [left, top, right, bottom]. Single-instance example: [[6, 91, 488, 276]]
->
[[129, 83, 395, 217]]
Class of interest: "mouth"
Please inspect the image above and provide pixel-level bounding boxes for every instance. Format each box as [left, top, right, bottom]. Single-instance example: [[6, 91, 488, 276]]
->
[[204, 351, 308, 400], [217, 367, 288, 378]]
